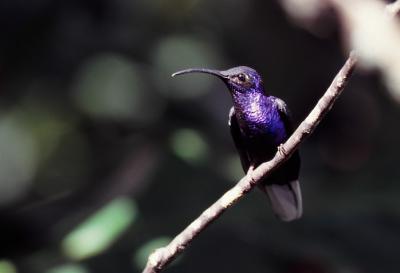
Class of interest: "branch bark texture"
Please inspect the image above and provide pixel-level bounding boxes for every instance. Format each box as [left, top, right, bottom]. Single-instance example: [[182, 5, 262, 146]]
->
[[142, 52, 358, 273]]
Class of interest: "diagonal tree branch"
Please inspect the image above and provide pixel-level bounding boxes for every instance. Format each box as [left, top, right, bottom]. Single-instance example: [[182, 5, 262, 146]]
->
[[142, 51, 358, 273]]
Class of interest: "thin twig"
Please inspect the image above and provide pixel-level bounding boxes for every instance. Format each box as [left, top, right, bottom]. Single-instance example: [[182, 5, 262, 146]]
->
[[142, 52, 358, 273]]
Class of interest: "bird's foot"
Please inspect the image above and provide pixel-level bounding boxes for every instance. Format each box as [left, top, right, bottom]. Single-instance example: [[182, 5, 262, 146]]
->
[[247, 165, 255, 176], [277, 144, 287, 156], [246, 165, 257, 184]]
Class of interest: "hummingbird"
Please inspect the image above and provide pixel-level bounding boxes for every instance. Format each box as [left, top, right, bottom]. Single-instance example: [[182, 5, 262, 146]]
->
[[172, 66, 302, 221]]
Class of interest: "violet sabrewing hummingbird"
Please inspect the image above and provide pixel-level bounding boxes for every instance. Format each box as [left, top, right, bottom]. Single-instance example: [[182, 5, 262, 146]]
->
[[172, 66, 302, 221]]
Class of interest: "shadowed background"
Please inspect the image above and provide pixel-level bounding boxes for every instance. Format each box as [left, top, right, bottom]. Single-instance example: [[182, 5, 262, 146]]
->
[[0, 1, 399, 273]]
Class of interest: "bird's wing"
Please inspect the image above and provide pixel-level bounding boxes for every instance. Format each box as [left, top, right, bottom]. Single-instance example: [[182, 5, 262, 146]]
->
[[273, 97, 301, 176], [264, 97, 303, 221], [228, 107, 251, 172], [274, 97, 295, 134]]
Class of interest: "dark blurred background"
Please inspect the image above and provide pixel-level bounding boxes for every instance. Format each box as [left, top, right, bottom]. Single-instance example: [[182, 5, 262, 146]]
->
[[0, 1, 399, 273]]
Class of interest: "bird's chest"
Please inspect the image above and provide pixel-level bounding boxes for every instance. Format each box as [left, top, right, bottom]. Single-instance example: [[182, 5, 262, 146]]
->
[[238, 110, 287, 162], [236, 104, 286, 145]]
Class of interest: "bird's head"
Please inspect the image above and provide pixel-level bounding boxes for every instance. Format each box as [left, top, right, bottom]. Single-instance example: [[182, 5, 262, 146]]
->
[[172, 66, 264, 94]]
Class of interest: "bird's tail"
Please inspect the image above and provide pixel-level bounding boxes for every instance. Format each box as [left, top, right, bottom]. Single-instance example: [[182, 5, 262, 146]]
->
[[263, 180, 303, 222]]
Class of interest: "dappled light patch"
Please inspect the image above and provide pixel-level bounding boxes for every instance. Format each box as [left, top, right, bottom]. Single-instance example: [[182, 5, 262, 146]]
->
[[0, 112, 39, 205], [72, 53, 165, 123], [62, 197, 138, 260], [169, 128, 209, 164], [46, 264, 88, 273], [0, 260, 17, 273]]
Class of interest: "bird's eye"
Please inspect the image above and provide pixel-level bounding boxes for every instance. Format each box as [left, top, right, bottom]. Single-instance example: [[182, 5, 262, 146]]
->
[[237, 73, 247, 82]]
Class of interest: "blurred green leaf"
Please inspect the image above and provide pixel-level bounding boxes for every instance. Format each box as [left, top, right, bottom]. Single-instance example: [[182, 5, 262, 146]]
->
[[0, 260, 17, 273], [46, 264, 88, 273], [0, 112, 39, 205], [170, 128, 209, 164], [62, 197, 138, 260], [73, 53, 164, 122]]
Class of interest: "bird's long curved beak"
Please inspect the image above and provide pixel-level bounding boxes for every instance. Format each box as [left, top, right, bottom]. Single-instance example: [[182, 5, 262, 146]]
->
[[172, 68, 229, 80]]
